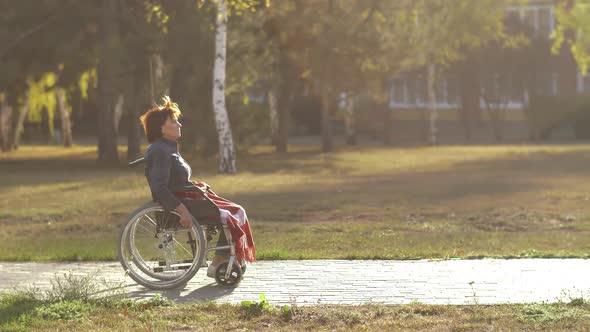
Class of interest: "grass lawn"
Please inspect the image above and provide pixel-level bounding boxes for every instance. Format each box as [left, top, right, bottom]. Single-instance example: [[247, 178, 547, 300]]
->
[[1, 143, 590, 261], [2, 291, 590, 331]]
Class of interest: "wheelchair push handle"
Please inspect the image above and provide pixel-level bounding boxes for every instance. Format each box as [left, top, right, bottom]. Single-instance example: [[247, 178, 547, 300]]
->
[[128, 157, 145, 167]]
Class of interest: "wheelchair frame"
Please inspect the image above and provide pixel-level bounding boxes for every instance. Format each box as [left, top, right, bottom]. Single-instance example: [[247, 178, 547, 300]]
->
[[118, 157, 245, 290]]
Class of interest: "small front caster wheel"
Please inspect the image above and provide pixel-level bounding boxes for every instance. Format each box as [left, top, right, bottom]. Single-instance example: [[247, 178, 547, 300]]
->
[[215, 261, 243, 287]]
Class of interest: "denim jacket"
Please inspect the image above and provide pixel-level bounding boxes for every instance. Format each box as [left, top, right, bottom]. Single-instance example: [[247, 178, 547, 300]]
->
[[144, 138, 196, 211]]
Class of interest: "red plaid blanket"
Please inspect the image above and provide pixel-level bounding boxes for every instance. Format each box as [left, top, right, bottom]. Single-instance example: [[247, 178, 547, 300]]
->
[[176, 182, 256, 263]]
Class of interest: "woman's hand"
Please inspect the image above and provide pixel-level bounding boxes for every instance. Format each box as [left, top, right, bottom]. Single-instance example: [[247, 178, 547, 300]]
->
[[175, 203, 193, 229]]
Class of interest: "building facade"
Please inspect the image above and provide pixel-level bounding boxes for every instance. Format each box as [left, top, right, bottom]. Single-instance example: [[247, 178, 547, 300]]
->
[[388, 0, 582, 125]]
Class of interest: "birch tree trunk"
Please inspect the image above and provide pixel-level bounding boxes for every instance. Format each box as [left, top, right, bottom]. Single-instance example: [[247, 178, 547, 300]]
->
[[55, 86, 73, 147], [12, 87, 30, 149], [426, 63, 438, 145], [212, 0, 236, 174], [268, 89, 279, 145]]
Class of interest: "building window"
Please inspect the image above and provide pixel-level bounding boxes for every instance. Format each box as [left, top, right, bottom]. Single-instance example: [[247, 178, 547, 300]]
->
[[511, 75, 525, 104], [505, 4, 555, 38], [406, 76, 416, 105], [415, 75, 426, 105], [446, 76, 459, 105], [538, 7, 552, 37], [392, 79, 405, 104]]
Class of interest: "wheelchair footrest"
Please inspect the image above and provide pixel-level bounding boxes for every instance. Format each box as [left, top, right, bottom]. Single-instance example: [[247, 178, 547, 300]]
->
[[158, 259, 193, 266], [153, 260, 193, 272]]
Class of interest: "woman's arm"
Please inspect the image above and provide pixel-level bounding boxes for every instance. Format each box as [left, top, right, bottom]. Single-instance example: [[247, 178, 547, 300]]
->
[[147, 148, 193, 228], [146, 148, 181, 211]]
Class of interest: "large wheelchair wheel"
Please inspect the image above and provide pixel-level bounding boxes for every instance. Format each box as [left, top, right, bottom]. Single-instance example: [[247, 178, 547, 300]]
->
[[118, 201, 206, 290]]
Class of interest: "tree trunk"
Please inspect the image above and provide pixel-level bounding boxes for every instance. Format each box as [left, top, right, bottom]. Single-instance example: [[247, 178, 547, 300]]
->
[[275, 82, 291, 153], [344, 94, 356, 145], [268, 89, 279, 145], [274, 51, 291, 153], [212, 0, 236, 174], [491, 110, 504, 142], [320, 81, 333, 152], [128, 60, 147, 162], [55, 86, 73, 147], [97, 0, 120, 165], [11, 86, 30, 149], [114, 94, 124, 133], [149, 54, 167, 101], [382, 99, 391, 145], [426, 63, 438, 145], [458, 57, 481, 142], [0, 93, 13, 152], [127, 93, 141, 162]]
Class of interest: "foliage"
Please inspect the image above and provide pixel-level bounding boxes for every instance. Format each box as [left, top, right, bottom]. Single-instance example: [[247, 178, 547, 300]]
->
[[118, 294, 173, 311], [0, 271, 127, 330], [241, 293, 293, 320], [33, 300, 92, 321], [241, 293, 272, 316], [27, 73, 56, 130], [14, 271, 126, 305], [553, 0, 590, 74], [406, 0, 513, 67], [518, 302, 586, 323]]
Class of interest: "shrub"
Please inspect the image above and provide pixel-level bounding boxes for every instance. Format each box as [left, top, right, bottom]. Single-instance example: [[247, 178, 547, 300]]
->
[[526, 93, 590, 140]]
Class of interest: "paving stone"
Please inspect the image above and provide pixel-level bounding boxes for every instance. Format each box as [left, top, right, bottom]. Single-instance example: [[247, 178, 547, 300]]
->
[[1, 259, 590, 305]]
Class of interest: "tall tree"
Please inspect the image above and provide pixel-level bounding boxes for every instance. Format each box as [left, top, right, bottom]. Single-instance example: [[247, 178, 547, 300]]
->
[[11, 83, 30, 149], [406, 0, 512, 145], [212, 0, 236, 173], [97, 0, 121, 165]]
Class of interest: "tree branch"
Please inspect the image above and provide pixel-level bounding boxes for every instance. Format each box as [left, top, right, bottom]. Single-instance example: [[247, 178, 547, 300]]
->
[[0, 12, 61, 60]]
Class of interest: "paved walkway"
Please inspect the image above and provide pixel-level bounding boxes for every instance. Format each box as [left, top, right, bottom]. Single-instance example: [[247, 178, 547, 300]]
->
[[1, 259, 590, 306]]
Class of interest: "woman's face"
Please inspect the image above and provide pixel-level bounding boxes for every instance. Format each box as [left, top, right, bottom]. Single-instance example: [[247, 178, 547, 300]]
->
[[161, 116, 182, 141]]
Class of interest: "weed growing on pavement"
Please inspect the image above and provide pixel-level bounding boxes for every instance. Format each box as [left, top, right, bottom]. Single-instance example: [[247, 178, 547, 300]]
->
[[241, 293, 294, 320], [118, 294, 173, 311], [468, 281, 480, 306], [33, 300, 93, 321], [241, 293, 271, 317]]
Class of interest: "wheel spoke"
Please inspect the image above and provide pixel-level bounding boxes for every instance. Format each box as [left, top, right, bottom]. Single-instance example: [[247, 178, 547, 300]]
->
[[173, 235, 195, 257], [143, 213, 158, 227], [120, 205, 206, 289]]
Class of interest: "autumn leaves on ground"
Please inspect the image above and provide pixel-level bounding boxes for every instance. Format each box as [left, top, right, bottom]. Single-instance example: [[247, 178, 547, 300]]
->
[[1, 143, 590, 261]]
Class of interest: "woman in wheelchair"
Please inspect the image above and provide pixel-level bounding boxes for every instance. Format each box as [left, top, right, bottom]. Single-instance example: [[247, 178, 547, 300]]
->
[[139, 96, 255, 279]]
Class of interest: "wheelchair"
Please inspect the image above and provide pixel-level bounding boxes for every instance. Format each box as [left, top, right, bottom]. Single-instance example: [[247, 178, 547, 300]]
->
[[118, 157, 246, 290]]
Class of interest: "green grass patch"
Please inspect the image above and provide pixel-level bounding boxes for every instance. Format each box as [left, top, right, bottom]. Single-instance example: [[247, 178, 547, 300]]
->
[[3, 296, 590, 331], [2, 144, 590, 260], [2, 271, 590, 331]]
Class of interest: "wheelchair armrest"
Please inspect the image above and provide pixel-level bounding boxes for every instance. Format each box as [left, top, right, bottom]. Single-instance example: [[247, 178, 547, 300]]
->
[[128, 157, 145, 167], [181, 185, 207, 195]]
